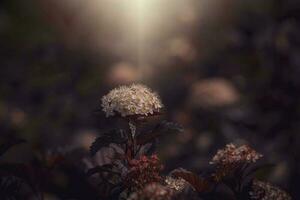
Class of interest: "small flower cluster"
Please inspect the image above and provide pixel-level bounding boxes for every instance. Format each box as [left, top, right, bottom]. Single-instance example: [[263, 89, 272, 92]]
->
[[127, 183, 174, 200], [101, 84, 163, 117], [250, 180, 291, 200], [125, 155, 163, 190], [165, 176, 188, 191], [210, 143, 263, 165]]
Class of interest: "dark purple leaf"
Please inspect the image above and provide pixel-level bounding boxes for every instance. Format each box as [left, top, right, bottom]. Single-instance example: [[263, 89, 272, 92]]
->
[[136, 121, 183, 145], [0, 139, 26, 157], [86, 164, 120, 177], [171, 168, 210, 193], [90, 130, 126, 156]]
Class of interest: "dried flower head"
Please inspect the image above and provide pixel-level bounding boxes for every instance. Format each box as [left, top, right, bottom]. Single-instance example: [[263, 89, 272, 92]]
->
[[101, 84, 163, 117], [125, 155, 163, 190], [210, 143, 263, 165], [165, 176, 188, 191], [250, 180, 291, 200], [128, 183, 174, 200]]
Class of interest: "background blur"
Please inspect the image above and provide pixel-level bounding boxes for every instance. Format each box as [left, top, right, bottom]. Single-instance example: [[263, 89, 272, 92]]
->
[[0, 0, 300, 198]]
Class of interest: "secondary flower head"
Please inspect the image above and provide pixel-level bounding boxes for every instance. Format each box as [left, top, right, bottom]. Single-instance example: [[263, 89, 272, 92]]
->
[[210, 143, 263, 165], [250, 180, 291, 200], [165, 176, 188, 191], [101, 84, 163, 117]]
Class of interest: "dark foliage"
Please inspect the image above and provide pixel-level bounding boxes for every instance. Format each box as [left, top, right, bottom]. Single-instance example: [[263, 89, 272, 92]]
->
[[90, 129, 126, 156], [0, 138, 26, 157], [171, 168, 211, 193]]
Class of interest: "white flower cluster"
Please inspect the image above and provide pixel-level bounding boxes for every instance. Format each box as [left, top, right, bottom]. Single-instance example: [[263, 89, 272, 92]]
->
[[250, 180, 291, 200], [101, 84, 163, 117], [210, 143, 263, 165], [165, 176, 187, 191]]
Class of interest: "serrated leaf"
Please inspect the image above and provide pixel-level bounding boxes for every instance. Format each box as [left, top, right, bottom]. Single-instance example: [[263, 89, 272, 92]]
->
[[143, 142, 157, 156], [0, 176, 23, 199], [171, 168, 210, 193], [0, 139, 26, 157], [90, 130, 126, 156], [0, 163, 43, 199], [109, 184, 125, 199], [136, 121, 183, 145]]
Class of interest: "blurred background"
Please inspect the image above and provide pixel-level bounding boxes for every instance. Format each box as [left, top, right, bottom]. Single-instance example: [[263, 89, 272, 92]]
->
[[0, 0, 300, 199]]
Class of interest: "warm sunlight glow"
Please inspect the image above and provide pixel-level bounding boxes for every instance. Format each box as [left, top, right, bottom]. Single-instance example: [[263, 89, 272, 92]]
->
[[40, 0, 231, 79]]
